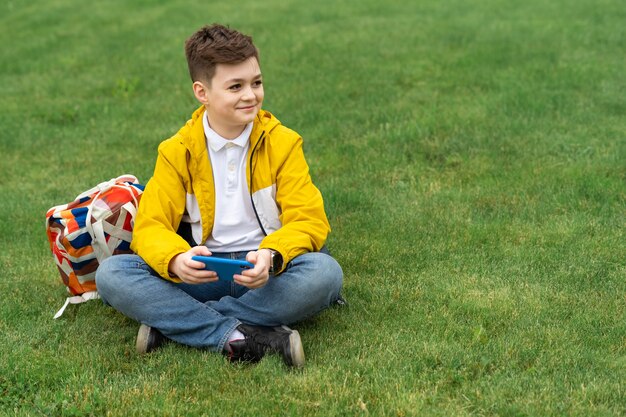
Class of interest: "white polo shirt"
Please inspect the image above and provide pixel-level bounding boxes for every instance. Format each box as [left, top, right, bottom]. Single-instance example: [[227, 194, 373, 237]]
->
[[202, 112, 265, 252]]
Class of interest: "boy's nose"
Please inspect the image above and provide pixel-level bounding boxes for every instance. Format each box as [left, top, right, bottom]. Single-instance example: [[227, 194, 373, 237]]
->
[[241, 86, 255, 100]]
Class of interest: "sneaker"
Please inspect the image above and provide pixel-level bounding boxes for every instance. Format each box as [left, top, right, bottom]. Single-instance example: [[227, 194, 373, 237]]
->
[[135, 324, 166, 354], [227, 324, 305, 368]]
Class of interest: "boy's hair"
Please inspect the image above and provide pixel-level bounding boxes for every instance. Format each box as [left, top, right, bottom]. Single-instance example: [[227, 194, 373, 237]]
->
[[185, 24, 259, 83]]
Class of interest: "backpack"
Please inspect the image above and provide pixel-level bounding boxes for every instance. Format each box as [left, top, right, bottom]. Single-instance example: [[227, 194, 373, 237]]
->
[[46, 175, 144, 318]]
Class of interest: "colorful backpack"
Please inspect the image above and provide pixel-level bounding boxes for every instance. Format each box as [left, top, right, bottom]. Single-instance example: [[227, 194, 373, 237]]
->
[[46, 175, 144, 318]]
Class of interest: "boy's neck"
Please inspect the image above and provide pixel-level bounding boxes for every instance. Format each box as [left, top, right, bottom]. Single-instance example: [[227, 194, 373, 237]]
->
[[205, 112, 247, 140]]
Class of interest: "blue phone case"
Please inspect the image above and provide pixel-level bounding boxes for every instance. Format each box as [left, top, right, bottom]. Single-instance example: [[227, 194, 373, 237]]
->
[[191, 256, 254, 281]]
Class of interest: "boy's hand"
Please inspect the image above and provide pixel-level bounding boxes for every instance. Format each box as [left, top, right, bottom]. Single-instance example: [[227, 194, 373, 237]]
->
[[235, 249, 271, 289], [169, 246, 218, 284]]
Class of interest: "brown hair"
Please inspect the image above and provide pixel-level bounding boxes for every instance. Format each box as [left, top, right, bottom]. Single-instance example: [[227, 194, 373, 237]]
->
[[185, 24, 259, 83]]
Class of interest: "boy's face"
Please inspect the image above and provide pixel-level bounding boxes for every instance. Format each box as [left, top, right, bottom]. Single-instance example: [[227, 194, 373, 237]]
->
[[194, 56, 264, 139]]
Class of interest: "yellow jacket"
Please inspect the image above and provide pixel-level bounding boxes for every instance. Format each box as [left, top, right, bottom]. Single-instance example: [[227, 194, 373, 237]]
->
[[130, 106, 330, 281]]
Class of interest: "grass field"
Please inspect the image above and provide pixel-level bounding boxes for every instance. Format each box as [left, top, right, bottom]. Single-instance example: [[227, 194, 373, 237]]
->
[[1, 0, 624, 415]]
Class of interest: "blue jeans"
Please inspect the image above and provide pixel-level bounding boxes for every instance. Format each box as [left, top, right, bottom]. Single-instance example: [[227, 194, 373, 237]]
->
[[95, 251, 343, 352]]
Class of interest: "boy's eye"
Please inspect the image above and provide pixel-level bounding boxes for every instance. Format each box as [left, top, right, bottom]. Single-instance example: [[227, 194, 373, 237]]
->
[[229, 84, 241, 90], [253, 80, 263, 87]]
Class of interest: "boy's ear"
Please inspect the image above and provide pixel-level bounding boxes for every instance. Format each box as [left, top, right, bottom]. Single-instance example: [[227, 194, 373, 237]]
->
[[192, 81, 209, 105]]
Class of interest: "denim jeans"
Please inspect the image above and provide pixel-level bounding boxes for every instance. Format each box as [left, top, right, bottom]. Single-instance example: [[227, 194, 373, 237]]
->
[[95, 251, 343, 352]]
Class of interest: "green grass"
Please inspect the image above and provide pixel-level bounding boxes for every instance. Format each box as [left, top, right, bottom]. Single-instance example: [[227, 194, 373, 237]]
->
[[1, 0, 624, 415]]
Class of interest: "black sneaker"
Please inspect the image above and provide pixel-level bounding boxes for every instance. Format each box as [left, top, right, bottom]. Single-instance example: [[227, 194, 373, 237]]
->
[[135, 324, 166, 354], [227, 324, 305, 367]]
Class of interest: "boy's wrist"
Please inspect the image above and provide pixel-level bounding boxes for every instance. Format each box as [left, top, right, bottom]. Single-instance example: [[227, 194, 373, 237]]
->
[[267, 249, 283, 274], [260, 248, 283, 274]]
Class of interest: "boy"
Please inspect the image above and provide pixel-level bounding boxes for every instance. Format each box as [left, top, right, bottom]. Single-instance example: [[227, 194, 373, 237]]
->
[[95, 24, 343, 368]]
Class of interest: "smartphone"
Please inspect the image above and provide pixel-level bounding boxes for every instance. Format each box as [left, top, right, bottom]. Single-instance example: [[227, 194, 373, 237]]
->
[[191, 256, 254, 281]]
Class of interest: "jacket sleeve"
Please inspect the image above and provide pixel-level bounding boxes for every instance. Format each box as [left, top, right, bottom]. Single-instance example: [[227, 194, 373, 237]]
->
[[259, 135, 330, 270], [130, 139, 191, 281]]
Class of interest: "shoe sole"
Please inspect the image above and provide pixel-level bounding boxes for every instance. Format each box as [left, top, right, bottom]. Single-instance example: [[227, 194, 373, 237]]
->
[[282, 325, 305, 368], [136, 324, 151, 354]]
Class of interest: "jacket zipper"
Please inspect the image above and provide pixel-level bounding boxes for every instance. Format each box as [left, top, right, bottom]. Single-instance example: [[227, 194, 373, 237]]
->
[[248, 131, 268, 236]]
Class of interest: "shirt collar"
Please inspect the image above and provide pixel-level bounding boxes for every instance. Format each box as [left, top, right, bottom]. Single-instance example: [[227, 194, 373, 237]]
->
[[203, 111, 252, 152]]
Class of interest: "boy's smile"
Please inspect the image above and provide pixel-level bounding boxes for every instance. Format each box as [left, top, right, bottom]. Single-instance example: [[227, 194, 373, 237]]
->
[[193, 56, 264, 139]]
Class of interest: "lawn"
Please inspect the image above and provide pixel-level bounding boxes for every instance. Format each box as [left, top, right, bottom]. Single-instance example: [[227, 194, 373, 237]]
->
[[0, 0, 624, 415]]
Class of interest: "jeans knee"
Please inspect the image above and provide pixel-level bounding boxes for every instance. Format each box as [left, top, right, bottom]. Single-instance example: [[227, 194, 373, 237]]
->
[[319, 253, 343, 296], [95, 254, 138, 299], [296, 252, 343, 300]]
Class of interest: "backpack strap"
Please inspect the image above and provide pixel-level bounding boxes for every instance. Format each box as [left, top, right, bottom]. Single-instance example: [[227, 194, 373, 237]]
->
[[53, 291, 100, 319], [86, 181, 141, 262]]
